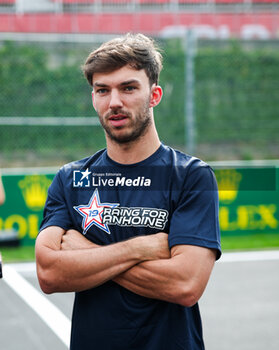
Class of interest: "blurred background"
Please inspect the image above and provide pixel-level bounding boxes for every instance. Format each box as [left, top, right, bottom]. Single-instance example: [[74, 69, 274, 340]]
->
[[0, 1, 279, 249], [0, 0, 279, 167], [0, 4, 279, 350]]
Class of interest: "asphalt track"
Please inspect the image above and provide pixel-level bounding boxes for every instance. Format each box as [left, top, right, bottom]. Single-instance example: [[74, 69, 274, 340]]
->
[[0, 250, 279, 350]]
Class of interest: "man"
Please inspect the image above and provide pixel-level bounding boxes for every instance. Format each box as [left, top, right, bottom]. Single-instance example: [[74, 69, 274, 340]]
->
[[36, 33, 221, 350]]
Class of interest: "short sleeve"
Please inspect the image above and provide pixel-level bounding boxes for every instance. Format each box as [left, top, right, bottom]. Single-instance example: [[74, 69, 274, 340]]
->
[[168, 164, 221, 259], [39, 169, 73, 232]]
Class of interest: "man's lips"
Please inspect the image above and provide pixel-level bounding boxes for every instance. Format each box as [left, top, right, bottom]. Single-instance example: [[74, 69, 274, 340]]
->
[[108, 114, 127, 120], [108, 114, 129, 127]]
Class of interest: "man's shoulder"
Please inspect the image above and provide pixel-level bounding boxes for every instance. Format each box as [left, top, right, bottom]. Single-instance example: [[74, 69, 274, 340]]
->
[[163, 144, 210, 170], [48, 149, 107, 190], [57, 149, 107, 177]]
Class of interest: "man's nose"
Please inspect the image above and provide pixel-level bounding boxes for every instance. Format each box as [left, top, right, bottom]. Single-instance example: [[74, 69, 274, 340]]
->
[[109, 90, 123, 109]]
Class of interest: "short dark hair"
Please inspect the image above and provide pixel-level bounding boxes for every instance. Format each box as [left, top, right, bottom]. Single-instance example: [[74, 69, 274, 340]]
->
[[82, 33, 163, 86]]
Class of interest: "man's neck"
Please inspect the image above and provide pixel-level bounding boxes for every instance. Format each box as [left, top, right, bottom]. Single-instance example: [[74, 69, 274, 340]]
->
[[106, 128, 161, 165]]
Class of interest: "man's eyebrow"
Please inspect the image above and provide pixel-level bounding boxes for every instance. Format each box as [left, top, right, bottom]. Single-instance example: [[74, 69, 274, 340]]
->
[[120, 79, 141, 86], [93, 79, 141, 88], [93, 82, 109, 88]]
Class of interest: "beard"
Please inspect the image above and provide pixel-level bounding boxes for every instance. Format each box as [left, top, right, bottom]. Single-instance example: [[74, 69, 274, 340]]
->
[[98, 99, 152, 144]]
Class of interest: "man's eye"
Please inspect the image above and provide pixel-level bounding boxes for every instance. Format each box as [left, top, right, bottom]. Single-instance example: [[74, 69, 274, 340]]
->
[[124, 86, 136, 92], [96, 89, 108, 94]]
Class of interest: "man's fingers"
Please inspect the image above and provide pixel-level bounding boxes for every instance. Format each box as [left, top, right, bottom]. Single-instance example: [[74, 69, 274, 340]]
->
[[61, 229, 98, 250]]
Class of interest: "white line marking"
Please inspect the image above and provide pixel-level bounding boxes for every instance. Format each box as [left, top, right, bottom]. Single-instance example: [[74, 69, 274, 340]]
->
[[2, 249, 278, 348], [3, 265, 71, 348], [219, 250, 279, 263], [10, 262, 36, 271], [8, 262, 37, 277]]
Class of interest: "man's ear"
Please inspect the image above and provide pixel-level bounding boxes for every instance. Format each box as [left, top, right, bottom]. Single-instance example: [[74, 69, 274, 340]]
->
[[92, 91, 96, 110], [149, 85, 163, 108]]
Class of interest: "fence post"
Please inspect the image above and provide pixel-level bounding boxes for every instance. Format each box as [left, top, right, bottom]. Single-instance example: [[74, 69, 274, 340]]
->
[[184, 29, 196, 155]]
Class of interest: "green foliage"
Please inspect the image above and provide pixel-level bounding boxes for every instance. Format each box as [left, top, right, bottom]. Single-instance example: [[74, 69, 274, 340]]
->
[[155, 39, 185, 146], [0, 39, 279, 164], [195, 42, 279, 147], [0, 41, 91, 117]]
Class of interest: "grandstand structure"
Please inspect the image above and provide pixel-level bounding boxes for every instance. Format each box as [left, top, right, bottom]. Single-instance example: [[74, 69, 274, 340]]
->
[[0, 0, 279, 39]]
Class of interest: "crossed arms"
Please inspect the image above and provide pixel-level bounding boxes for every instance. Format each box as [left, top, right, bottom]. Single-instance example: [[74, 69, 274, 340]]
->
[[35, 227, 216, 307]]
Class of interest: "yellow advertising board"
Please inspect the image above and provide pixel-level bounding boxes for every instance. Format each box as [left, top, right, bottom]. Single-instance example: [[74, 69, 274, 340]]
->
[[0, 164, 278, 245]]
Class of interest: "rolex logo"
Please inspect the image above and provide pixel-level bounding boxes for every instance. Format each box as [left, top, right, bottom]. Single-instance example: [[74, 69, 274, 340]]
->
[[215, 169, 242, 203], [18, 175, 52, 211]]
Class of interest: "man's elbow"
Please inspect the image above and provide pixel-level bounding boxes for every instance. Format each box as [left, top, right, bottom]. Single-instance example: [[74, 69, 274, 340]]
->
[[178, 293, 199, 308], [37, 266, 59, 294], [174, 284, 201, 307]]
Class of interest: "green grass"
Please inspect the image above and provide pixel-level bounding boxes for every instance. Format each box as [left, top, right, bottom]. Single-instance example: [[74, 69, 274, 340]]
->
[[0, 233, 279, 263], [0, 245, 35, 263], [221, 233, 279, 251]]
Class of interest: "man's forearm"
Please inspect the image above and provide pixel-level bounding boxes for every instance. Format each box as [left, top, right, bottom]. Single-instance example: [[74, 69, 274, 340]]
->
[[36, 227, 170, 294], [113, 258, 185, 304], [38, 242, 143, 293], [49, 228, 215, 307], [113, 245, 216, 307], [58, 229, 179, 301]]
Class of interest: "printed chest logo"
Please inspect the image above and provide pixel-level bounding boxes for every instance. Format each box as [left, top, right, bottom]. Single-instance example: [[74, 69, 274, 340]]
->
[[73, 168, 151, 188], [74, 188, 168, 235]]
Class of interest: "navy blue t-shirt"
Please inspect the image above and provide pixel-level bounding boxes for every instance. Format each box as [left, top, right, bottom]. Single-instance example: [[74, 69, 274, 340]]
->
[[40, 144, 221, 350]]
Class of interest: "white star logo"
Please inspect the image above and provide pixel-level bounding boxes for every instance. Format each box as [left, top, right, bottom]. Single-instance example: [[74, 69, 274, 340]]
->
[[80, 168, 91, 181], [74, 189, 119, 235]]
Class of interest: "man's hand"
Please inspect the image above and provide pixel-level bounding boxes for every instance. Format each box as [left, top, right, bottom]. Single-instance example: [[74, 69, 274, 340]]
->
[[61, 229, 98, 251], [136, 232, 170, 261]]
